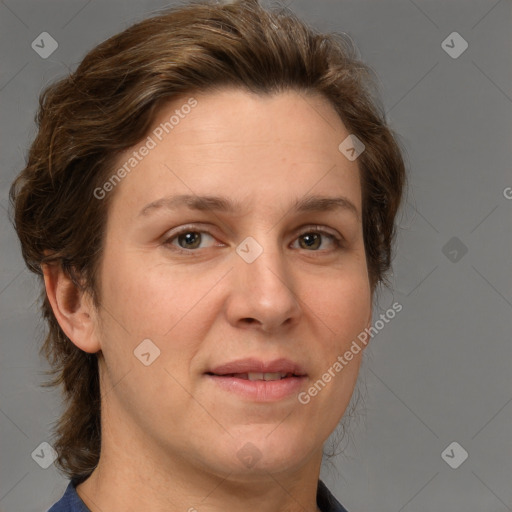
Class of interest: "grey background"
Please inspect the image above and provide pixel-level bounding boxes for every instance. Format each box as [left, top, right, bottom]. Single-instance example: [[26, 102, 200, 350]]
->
[[1, 0, 511, 511]]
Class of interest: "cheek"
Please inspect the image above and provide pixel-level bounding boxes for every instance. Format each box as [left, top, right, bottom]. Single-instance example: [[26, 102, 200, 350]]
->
[[100, 251, 219, 347], [307, 265, 371, 347], [96, 254, 212, 398], [299, 273, 368, 432]]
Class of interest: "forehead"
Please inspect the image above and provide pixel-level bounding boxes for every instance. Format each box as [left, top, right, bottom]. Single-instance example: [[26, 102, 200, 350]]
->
[[152, 88, 350, 158], [105, 88, 362, 223]]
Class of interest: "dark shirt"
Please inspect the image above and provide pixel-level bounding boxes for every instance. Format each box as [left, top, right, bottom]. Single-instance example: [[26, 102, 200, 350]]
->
[[47, 478, 348, 511]]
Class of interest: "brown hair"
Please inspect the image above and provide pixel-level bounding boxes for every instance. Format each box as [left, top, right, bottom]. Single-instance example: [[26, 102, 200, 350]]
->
[[9, 0, 406, 482]]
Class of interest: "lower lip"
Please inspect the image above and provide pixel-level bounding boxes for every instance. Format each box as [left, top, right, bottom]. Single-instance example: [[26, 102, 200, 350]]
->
[[205, 374, 307, 402]]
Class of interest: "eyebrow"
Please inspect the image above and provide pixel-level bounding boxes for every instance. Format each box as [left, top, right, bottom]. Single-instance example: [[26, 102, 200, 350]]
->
[[138, 193, 360, 221]]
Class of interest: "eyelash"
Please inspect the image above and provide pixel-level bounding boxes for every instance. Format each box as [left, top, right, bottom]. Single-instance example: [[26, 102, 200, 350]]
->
[[162, 225, 344, 256]]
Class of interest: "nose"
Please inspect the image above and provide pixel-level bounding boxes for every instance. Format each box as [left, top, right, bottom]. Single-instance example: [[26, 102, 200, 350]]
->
[[224, 238, 302, 333]]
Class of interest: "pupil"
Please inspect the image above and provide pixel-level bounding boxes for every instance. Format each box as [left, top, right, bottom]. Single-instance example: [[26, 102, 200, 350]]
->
[[179, 232, 200, 248], [301, 233, 320, 249]]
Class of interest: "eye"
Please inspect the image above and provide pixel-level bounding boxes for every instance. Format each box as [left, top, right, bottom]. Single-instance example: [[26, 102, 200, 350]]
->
[[292, 227, 343, 252], [164, 228, 220, 253]]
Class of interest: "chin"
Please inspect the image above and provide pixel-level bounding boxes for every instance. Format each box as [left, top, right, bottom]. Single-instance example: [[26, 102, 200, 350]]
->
[[223, 424, 317, 475]]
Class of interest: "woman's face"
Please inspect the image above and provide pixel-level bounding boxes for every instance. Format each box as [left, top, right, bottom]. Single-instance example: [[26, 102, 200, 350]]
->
[[93, 88, 372, 479]]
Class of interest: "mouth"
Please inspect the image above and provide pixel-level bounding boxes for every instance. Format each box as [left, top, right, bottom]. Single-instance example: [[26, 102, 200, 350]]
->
[[204, 359, 308, 402], [206, 371, 302, 381], [207, 357, 307, 378]]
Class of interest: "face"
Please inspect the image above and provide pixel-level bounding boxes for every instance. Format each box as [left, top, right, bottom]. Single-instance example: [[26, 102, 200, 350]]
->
[[92, 88, 372, 479]]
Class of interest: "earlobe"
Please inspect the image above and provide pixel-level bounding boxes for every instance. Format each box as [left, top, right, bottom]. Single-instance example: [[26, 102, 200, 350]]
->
[[42, 262, 101, 354]]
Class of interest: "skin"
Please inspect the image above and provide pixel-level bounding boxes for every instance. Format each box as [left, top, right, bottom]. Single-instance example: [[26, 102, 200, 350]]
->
[[43, 88, 373, 512]]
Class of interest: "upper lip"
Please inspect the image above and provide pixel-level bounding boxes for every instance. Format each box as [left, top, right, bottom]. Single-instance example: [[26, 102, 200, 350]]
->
[[207, 358, 307, 376]]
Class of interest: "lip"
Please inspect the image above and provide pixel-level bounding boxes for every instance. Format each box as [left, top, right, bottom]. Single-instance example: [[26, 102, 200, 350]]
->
[[205, 374, 307, 402], [205, 357, 308, 402], [207, 357, 307, 376]]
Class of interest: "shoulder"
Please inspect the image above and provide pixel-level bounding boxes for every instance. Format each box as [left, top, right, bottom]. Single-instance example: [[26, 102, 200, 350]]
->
[[317, 479, 350, 512], [47, 479, 90, 512]]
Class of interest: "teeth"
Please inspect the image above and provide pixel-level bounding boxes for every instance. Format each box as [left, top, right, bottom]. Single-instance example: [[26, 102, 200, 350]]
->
[[266, 372, 289, 381], [247, 372, 288, 381], [223, 372, 293, 380]]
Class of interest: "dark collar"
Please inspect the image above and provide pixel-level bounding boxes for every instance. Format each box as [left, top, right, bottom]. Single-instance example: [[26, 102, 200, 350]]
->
[[48, 478, 349, 512]]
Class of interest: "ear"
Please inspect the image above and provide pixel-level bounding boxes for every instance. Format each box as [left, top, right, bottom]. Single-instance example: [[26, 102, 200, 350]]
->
[[42, 262, 101, 354]]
